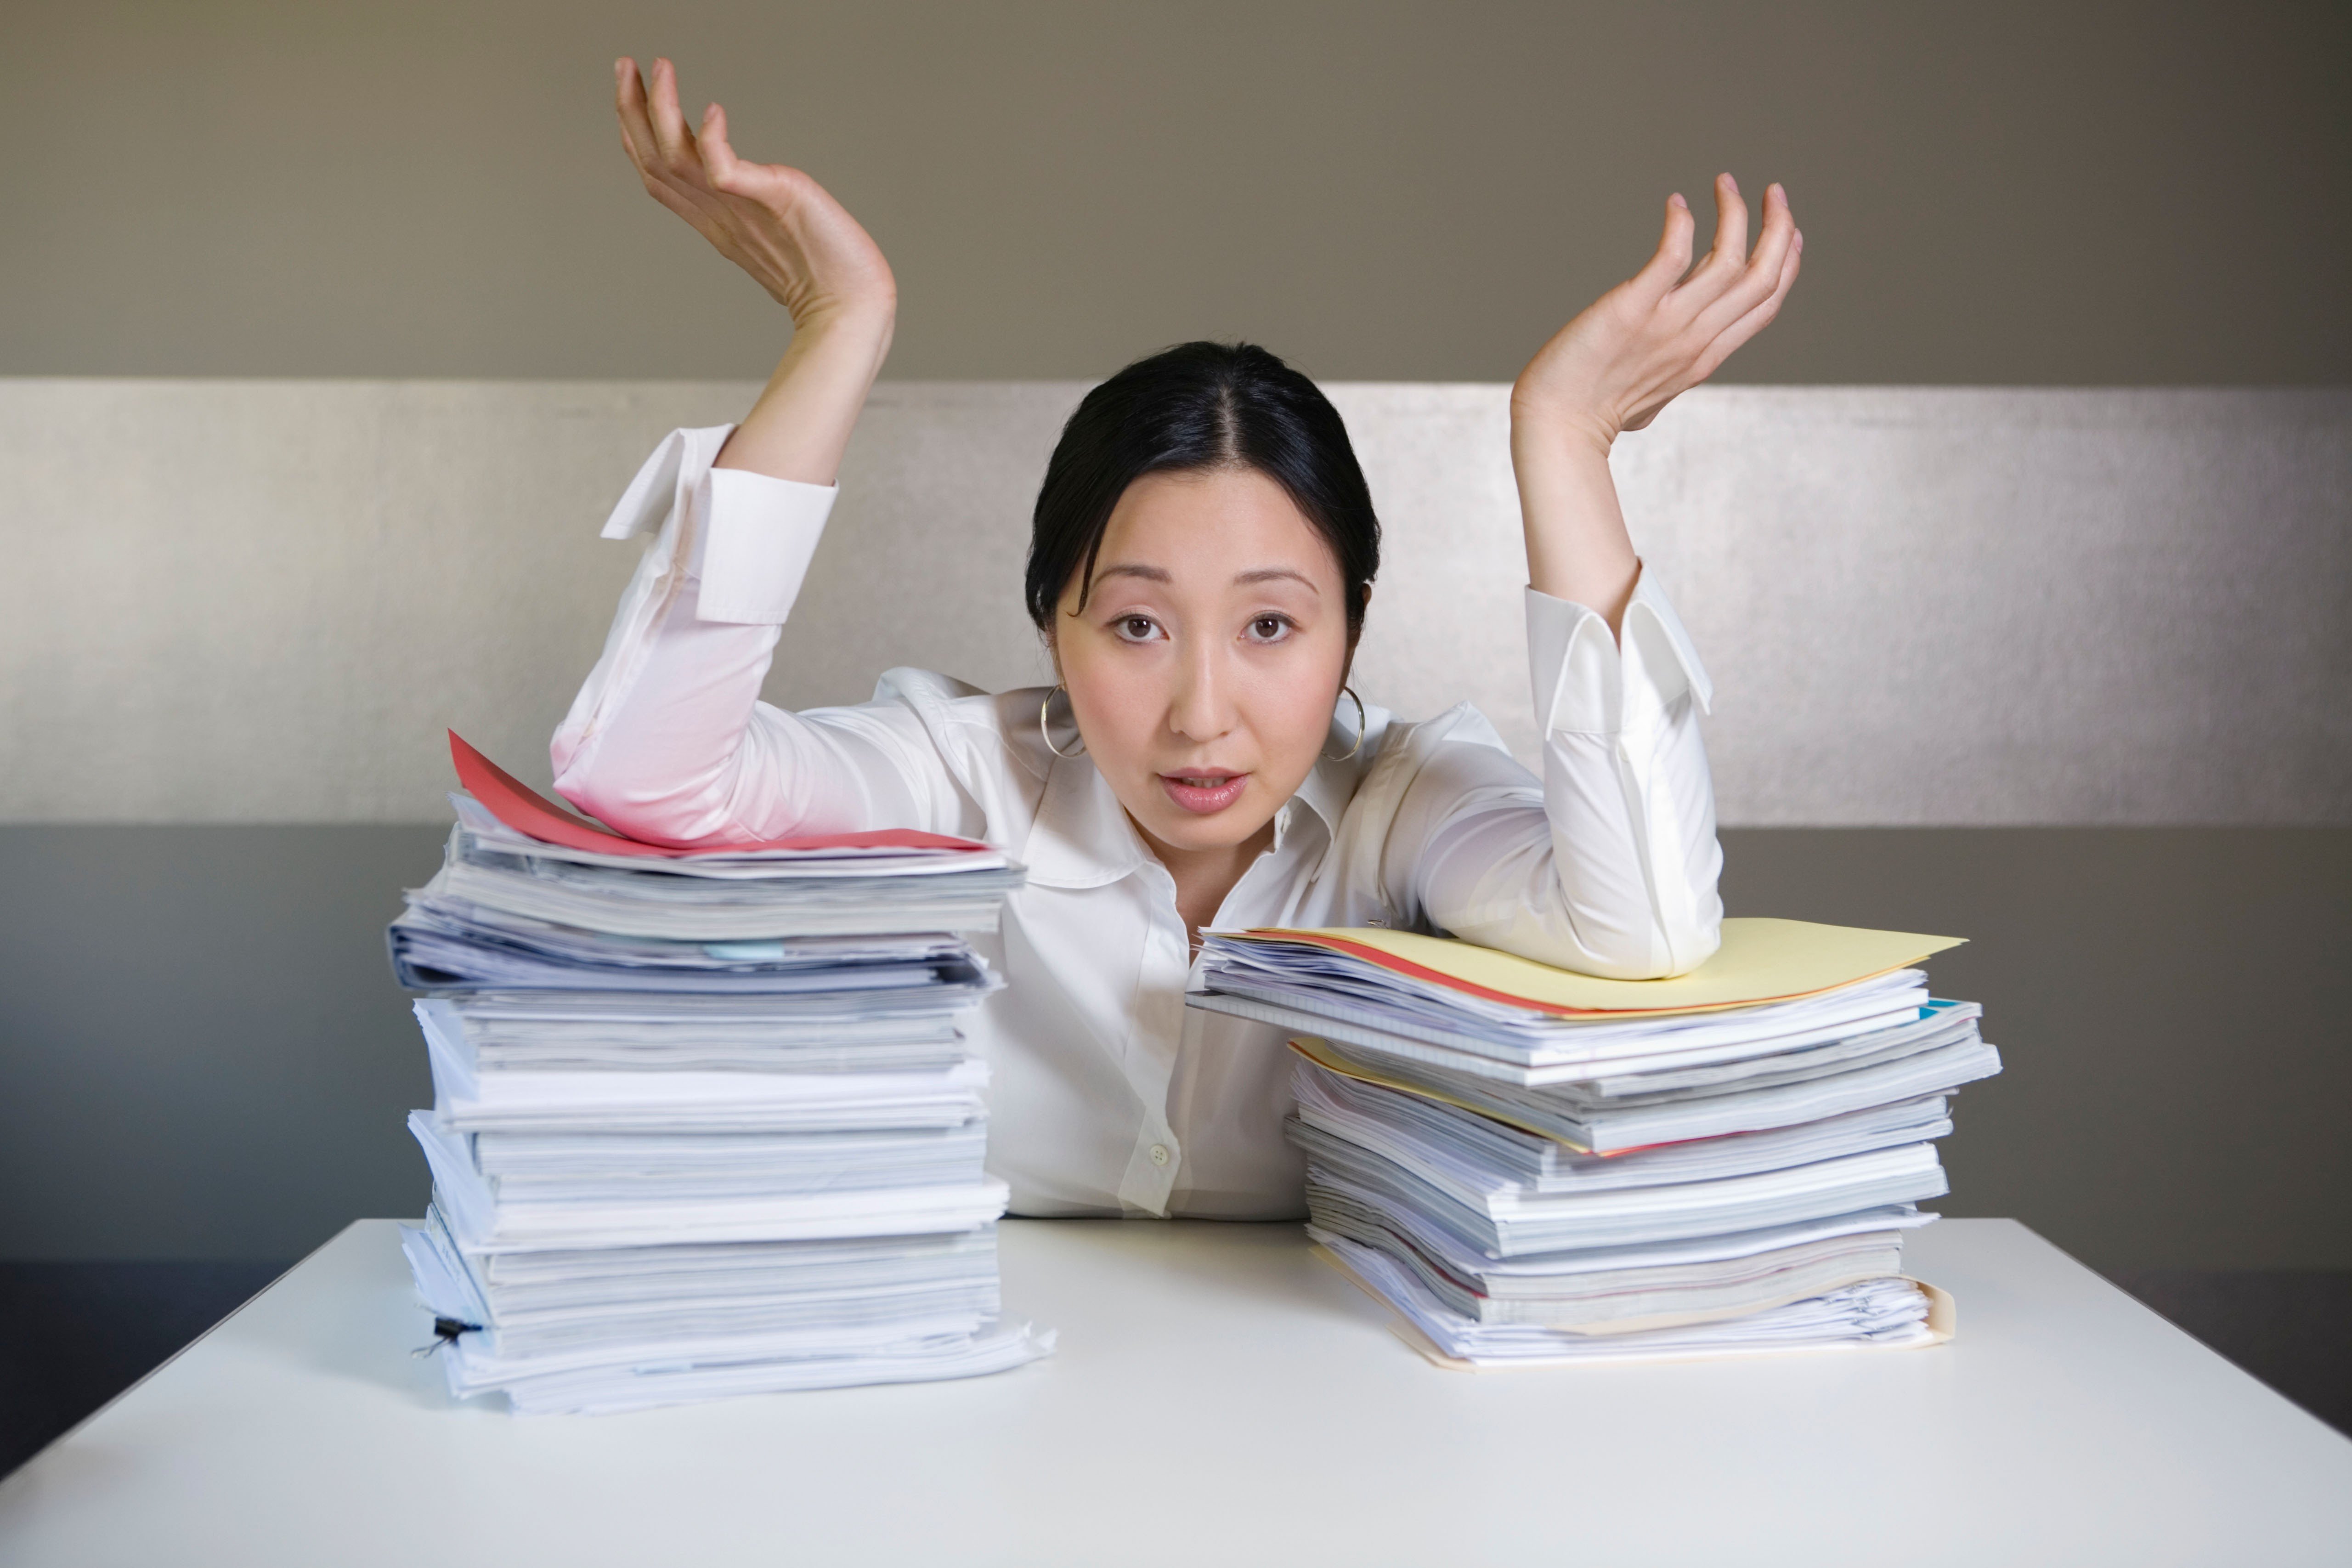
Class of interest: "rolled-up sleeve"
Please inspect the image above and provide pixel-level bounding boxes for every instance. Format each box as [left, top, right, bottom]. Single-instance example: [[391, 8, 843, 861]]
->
[[692, 467, 836, 625], [1406, 566, 1723, 980], [550, 426, 933, 846], [1526, 572, 1713, 735]]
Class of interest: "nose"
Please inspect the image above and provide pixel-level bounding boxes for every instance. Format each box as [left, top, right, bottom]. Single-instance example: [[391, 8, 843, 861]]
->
[[1167, 634, 1236, 745]]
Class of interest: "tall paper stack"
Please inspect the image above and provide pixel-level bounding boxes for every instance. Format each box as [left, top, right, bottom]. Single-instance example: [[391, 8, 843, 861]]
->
[[1190, 920, 2000, 1367], [387, 737, 1052, 1414]]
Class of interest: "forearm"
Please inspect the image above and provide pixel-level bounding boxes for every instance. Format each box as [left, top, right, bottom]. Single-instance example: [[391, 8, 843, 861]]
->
[[1510, 403, 1642, 635], [550, 435, 927, 843], [1506, 177, 1798, 634], [716, 304, 895, 485]]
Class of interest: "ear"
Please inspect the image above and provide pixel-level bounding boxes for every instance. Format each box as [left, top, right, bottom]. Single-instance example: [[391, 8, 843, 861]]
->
[[1340, 582, 1372, 684]]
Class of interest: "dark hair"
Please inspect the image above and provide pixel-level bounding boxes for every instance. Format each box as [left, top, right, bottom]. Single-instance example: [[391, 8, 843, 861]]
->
[[1024, 341, 1380, 645]]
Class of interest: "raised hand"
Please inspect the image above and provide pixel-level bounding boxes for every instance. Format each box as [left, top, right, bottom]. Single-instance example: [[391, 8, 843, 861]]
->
[[616, 57, 896, 334], [1508, 176, 1801, 628], [614, 58, 893, 485], [1514, 175, 1802, 448]]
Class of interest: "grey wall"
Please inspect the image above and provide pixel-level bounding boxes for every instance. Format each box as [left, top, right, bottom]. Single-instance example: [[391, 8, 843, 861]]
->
[[6, 824, 2341, 1274], [3, 1, 2347, 384]]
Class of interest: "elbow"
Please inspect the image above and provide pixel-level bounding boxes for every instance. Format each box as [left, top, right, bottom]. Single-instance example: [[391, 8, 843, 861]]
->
[[551, 734, 749, 849], [1645, 911, 1722, 980], [1436, 903, 1686, 983], [1436, 844, 1723, 980], [1628, 881, 1724, 980], [547, 741, 658, 840], [1459, 900, 1720, 983], [1562, 925, 1718, 982]]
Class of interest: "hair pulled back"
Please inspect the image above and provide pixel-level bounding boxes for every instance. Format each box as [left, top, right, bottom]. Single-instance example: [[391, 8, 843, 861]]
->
[[1024, 341, 1380, 644]]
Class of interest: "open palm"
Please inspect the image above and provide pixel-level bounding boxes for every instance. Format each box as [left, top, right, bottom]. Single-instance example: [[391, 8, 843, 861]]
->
[[1515, 175, 1802, 446], [615, 57, 896, 332]]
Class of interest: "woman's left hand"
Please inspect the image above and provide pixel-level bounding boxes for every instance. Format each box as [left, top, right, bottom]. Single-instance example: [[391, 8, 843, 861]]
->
[[1513, 175, 1801, 451]]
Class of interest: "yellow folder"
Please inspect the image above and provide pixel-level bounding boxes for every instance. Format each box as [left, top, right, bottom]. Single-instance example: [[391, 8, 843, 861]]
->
[[1228, 917, 1965, 1019]]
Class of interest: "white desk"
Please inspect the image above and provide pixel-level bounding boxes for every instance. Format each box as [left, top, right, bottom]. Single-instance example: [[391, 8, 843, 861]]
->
[[2, 1218, 2346, 1566]]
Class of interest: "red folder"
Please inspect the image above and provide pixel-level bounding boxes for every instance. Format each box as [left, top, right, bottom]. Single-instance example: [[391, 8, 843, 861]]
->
[[447, 731, 988, 859]]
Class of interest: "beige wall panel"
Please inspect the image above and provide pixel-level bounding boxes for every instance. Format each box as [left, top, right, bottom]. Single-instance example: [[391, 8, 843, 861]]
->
[[1620, 389, 2352, 825], [2, 381, 2344, 824]]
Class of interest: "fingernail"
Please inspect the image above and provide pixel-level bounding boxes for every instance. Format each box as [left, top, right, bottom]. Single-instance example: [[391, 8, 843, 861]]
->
[[1723, 173, 1739, 194], [1670, 192, 1688, 209]]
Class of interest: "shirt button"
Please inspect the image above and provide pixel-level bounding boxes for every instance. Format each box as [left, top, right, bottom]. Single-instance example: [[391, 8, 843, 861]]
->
[[1149, 1144, 1171, 1167]]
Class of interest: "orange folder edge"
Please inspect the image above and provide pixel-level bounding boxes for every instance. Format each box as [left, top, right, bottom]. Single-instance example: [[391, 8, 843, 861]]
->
[[1240, 927, 1934, 1019]]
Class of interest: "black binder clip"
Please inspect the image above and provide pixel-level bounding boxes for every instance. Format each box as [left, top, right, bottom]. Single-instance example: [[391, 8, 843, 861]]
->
[[412, 1315, 482, 1358]]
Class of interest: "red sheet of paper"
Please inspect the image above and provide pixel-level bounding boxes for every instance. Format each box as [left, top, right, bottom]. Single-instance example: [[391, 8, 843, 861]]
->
[[447, 731, 988, 858]]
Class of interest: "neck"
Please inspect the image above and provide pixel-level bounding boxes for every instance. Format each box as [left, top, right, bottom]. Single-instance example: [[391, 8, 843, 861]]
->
[[1133, 815, 1278, 947]]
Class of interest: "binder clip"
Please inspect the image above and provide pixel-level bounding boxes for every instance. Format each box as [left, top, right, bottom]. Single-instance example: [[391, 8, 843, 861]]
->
[[412, 1315, 482, 1358]]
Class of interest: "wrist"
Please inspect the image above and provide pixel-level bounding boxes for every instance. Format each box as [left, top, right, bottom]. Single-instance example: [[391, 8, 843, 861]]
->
[[816, 285, 896, 324], [1510, 395, 1618, 463], [775, 300, 895, 395], [797, 295, 896, 351]]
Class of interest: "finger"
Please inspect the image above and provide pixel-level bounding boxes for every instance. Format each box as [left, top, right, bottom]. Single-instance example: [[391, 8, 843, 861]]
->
[[1686, 229, 1803, 382], [698, 102, 745, 194], [1674, 173, 1749, 308], [1748, 181, 1797, 277], [1628, 192, 1695, 302], [646, 57, 701, 170], [1707, 172, 1749, 268], [615, 58, 661, 173], [1690, 181, 1798, 336]]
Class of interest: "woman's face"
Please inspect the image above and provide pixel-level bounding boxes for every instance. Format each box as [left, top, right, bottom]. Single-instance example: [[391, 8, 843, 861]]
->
[[1053, 467, 1353, 858]]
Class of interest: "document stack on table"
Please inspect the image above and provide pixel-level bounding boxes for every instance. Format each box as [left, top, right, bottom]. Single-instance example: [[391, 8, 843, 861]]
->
[[1190, 918, 2000, 1368], [387, 735, 1050, 1415]]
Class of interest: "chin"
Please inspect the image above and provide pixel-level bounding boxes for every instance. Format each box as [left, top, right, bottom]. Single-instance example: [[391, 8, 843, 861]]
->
[[1137, 790, 1278, 852], [1151, 815, 1265, 851]]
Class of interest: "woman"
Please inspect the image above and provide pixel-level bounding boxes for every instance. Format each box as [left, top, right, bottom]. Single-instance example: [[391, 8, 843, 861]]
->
[[555, 58, 1803, 1221]]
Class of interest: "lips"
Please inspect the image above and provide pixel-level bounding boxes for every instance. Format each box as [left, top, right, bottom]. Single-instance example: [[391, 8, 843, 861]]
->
[[1159, 769, 1248, 815]]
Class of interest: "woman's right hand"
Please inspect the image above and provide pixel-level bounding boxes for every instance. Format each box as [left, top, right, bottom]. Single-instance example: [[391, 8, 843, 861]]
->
[[616, 57, 896, 335]]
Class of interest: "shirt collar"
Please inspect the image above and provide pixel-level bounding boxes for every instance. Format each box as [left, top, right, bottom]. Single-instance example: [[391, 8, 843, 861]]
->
[[1289, 749, 1351, 843], [1020, 756, 1152, 889]]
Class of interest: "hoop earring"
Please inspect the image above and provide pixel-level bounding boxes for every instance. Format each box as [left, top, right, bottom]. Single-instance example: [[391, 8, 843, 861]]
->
[[1324, 686, 1366, 762], [1039, 684, 1087, 759]]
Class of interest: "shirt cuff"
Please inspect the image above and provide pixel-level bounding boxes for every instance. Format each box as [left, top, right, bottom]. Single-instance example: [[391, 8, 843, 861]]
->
[[692, 467, 837, 625], [1526, 566, 1714, 736], [594, 425, 837, 627]]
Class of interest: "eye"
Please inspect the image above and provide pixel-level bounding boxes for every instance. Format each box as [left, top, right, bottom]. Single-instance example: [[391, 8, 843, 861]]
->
[[1113, 614, 1162, 643], [1244, 614, 1294, 644]]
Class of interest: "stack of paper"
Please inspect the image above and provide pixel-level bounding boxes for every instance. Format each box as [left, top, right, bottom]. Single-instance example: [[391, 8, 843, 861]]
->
[[1191, 919, 1997, 1367], [389, 735, 1051, 1414]]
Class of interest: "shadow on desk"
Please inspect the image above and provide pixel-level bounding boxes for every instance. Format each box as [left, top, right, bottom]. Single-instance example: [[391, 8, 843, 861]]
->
[[2, 1255, 2345, 1477], [0, 1261, 288, 1476], [2102, 1268, 2352, 1438]]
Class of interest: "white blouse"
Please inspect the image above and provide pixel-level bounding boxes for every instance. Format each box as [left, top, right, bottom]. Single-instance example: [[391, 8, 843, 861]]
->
[[552, 426, 1725, 1220]]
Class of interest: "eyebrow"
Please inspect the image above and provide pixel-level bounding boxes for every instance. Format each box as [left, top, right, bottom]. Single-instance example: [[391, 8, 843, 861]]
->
[[1093, 562, 1321, 594], [1233, 567, 1321, 594]]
